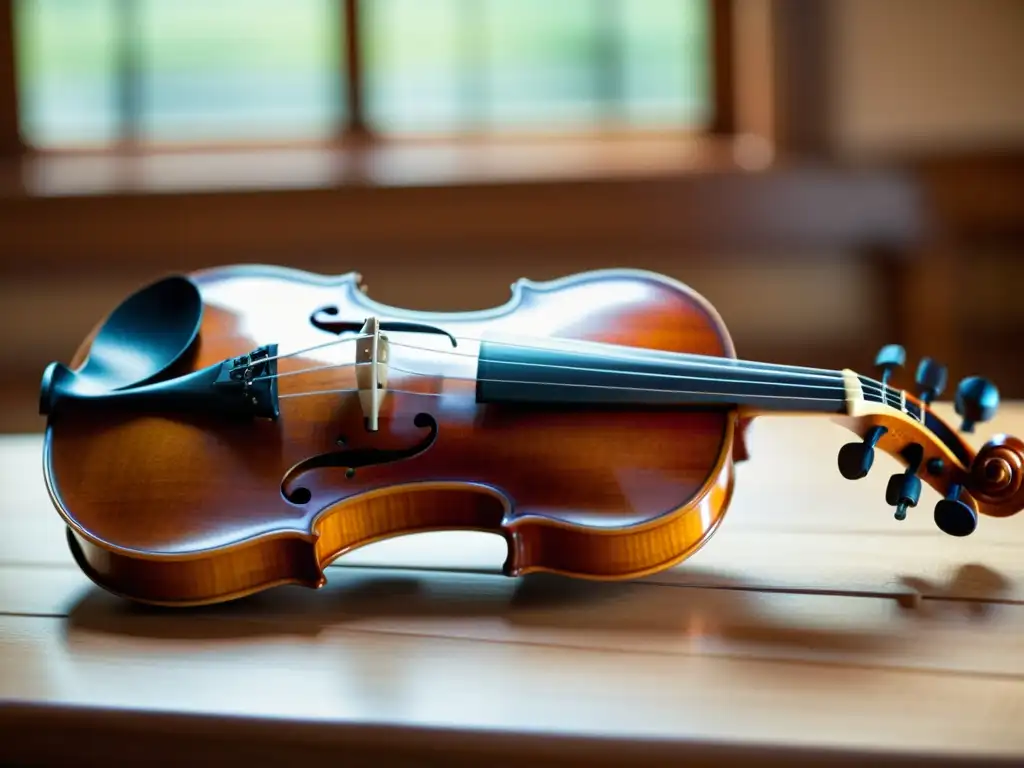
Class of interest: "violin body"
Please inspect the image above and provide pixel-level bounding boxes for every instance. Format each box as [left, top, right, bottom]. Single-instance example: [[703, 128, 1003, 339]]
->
[[40, 264, 1024, 606], [42, 265, 747, 605]]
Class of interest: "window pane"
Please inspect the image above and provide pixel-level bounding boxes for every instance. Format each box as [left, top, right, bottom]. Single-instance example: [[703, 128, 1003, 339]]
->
[[364, 0, 712, 134], [363, 0, 470, 133], [483, 0, 601, 128], [15, 0, 120, 147], [138, 0, 342, 142], [16, 0, 711, 146], [621, 0, 710, 126]]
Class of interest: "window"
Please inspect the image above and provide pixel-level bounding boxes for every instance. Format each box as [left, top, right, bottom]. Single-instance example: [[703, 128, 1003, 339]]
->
[[13, 0, 716, 150]]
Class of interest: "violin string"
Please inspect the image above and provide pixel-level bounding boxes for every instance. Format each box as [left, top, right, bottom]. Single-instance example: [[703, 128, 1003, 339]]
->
[[252, 337, 901, 404], [386, 340, 903, 403], [258, 356, 849, 394], [385, 339, 849, 382], [274, 361, 898, 412], [259, 359, 356, 380], [277, 379, 847, 404], [387, 362, 854, 399], [256, 334, 365, 365], [264, 330, 854, 383], [274, 379, 922, 424], [402, 360, 852, 394], [259, 353, 858, 399], [256, 349, 869, 392]]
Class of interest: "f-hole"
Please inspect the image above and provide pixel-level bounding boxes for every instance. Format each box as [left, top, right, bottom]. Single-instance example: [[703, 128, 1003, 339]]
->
[[282, 412, 438, 504], [310, 306, 458, 347]]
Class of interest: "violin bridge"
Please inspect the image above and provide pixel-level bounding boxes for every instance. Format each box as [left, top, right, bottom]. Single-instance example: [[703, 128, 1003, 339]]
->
[[355, 316, 390, 431]]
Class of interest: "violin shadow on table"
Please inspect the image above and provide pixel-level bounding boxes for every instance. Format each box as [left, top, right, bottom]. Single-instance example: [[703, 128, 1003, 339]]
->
[[62, 561, 923, 663], [897, 562, 1013, 618]]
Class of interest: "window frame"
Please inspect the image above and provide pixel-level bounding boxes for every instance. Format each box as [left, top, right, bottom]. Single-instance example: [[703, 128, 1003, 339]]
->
[[0, 0, 736, 159]]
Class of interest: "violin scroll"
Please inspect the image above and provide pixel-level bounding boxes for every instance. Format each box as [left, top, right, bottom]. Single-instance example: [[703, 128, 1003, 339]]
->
[[930, 435, 1024, 537], [966, 435, 1024, 512]]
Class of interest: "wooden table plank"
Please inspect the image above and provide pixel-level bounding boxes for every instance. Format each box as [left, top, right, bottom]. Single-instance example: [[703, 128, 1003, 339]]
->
[[2, 612, 1023, 762], [2, 563, 1024, 679]]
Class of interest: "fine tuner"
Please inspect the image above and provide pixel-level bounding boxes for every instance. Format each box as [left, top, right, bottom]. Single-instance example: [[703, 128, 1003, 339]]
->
[[36, 265, 1024, 607], [837, 343, 1001, 536]]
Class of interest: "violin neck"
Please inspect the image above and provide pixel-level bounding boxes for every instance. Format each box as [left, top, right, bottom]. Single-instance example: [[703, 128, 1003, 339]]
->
[[474, 336, 872, 415]]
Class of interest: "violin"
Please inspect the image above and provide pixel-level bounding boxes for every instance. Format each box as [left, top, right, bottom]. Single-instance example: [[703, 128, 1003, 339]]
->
[[39, 264, 1018, 607]]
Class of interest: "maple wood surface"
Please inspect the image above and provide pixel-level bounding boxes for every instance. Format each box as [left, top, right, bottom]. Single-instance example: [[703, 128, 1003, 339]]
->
[[3, 403, 1024, 766]]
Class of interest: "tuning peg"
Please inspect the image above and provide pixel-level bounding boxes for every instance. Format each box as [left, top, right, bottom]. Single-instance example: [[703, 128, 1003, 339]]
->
[[874, 344, 905, 385], [886, 472, 922, 521], [837, 424, 887, 480], [885, 444, 924, 521], [933, 483, 977, 537], [954, 376, 999, 432], [915, 357, 947, 405]]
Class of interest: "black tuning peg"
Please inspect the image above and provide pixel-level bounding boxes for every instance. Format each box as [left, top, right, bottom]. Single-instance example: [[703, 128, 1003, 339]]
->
[[954, 376, 999, 433], [838, 424, 887, 480], [874, 344, 905, 386], [885, 444, 924, 521], [915, 357, 947, 405], [934, 483, 978, 537]]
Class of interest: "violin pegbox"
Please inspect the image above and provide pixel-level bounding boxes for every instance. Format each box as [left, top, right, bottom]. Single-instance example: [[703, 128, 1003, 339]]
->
[[836, 344, 905, 480], [835, 344, 1022, 537]]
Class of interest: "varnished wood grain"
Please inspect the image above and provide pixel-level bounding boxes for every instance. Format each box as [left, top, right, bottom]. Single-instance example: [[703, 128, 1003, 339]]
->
[[9, 405, 1024, 602], [44, 266, 740, 605]]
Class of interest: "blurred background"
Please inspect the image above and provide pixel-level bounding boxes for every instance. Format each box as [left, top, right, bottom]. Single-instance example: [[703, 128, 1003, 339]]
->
[[0, 0, 1021, 432]]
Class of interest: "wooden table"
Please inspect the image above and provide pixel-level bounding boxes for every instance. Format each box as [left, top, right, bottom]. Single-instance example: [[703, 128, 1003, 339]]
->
[[2, 404, 1023, 767]]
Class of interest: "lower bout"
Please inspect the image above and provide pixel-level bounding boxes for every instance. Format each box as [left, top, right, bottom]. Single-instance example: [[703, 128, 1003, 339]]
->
[[506, 456, 736, 580], [66, 527, 325, 607]]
